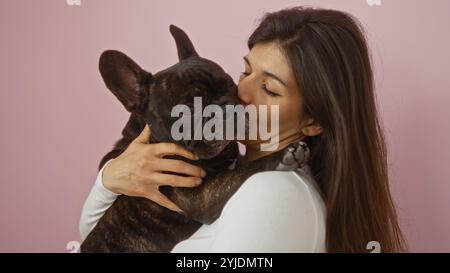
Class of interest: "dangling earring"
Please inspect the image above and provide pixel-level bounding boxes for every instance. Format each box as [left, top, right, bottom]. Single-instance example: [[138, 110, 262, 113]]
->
[[294, 141, 310, 168], [275, 141, 310, 171]]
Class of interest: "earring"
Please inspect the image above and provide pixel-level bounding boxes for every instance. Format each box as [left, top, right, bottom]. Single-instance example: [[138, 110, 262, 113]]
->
[[275, 141, 310, 171]]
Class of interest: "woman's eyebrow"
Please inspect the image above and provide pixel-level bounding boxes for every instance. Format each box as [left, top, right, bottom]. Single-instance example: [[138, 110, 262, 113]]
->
[[263, 71, 287, 87], [243, 56, 287, 87]]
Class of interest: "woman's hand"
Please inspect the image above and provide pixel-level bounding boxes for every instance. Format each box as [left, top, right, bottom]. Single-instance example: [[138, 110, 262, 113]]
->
[[102, 125, 206, 213]]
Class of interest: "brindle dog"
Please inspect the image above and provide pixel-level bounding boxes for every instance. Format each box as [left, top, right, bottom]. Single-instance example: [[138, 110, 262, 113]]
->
[[80, 25, 291, 252]]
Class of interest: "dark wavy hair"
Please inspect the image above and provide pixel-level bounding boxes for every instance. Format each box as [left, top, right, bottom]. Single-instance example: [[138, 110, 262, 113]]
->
[[248, 6, 406, 252]]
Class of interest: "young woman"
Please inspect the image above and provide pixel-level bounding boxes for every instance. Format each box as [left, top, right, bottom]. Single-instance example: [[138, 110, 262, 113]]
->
[[80, 6, 405, 252]]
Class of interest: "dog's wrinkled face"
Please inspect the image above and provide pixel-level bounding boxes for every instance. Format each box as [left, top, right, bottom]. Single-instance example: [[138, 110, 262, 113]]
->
[[98, 25, 241, 159]]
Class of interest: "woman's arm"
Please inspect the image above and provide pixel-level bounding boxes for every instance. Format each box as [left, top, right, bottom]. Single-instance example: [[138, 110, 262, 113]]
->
[[207, 171, 327, 252], [79, 160, 119, 241], [79, 125, 205, 241]]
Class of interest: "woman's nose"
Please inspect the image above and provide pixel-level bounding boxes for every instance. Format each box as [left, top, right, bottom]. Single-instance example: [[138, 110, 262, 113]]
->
[[237, 82, 253, 105]]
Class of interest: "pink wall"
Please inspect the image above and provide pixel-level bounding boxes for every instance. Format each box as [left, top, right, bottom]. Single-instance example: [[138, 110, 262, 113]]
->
[[1, 0, 449, 252]]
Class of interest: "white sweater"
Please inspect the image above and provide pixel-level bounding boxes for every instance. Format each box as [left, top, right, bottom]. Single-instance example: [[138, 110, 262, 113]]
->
[[79, 162, 327, 252]]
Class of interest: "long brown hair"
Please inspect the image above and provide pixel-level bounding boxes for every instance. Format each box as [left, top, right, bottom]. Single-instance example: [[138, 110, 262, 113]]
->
[[248, 6, 406, 252]]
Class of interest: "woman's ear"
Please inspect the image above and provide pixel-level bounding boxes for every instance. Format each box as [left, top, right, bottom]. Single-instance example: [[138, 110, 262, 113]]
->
[[300, 117, 323, 137]]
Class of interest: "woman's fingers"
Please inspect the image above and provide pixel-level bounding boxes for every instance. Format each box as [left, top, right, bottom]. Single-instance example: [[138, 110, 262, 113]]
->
[[156, 158, 206, 178], [152, 142, 198, 161], [145, 191, 183, 214], [151, 172, 203, 188]]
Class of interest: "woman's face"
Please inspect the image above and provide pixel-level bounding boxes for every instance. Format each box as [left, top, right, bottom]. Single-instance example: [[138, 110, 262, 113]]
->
[[237, 42, 305, 148]]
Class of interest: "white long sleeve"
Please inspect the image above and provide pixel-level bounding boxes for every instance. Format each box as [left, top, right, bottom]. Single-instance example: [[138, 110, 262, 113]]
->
[[172, 168, 326, 253], [79, 160, 119, 241], [79, 165, 326, 252], [211, 170, 325, 252]]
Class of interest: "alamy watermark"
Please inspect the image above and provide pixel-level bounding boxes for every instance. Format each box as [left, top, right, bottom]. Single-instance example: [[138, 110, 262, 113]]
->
[[171, 97, 280, 152], [66, 1, 381, 7], [367, 0, 382, 6], [66, 240, 381, 253], [66, 0, 81, 6]]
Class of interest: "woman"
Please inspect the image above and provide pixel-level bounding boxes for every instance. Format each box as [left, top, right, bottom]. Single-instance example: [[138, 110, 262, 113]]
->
[[80, 6, 405, 252]]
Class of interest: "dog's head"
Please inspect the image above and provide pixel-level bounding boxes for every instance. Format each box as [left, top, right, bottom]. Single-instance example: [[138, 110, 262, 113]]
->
[[99, 25, 241, 159]]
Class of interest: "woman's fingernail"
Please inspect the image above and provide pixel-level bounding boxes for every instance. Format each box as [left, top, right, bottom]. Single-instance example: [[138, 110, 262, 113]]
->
[[196, 178, 202, 185], [201, 170, 206, 177]]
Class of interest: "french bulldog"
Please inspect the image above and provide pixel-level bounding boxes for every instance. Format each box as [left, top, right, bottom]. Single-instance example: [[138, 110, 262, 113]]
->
[[80, 25, 294, 252]]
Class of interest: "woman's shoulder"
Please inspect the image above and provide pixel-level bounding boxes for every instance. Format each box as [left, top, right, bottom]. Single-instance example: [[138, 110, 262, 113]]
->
[[224, 168, 325, 216], [257, 168, 320, 195], [214, 167, 327, 252]]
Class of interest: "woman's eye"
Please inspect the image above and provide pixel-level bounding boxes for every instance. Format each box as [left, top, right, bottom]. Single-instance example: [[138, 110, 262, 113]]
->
[[240, 71, 250, 76], [262, 84, 279, 97]]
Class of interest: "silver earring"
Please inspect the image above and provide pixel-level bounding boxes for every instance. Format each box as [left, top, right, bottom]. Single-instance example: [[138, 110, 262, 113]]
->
[[275, 141, 310, 171]]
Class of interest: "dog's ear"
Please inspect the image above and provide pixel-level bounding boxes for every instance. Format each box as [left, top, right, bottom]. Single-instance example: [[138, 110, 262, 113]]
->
[[169, 25, 199, 60], [99, 50, 151, 113]]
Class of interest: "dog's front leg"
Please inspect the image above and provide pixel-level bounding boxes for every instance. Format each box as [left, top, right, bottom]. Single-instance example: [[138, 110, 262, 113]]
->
[[160, 151, 283, 224]]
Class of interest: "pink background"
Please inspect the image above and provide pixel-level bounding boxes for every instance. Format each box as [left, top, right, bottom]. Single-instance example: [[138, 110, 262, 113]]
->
[[1, 0, 449, 252]]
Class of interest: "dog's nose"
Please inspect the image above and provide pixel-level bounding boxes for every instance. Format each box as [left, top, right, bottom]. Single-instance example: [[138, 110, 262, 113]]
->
[[215, 95, 240, 107]]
